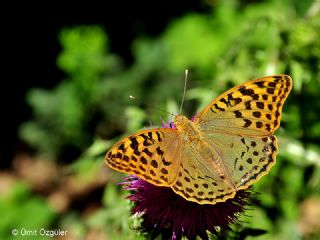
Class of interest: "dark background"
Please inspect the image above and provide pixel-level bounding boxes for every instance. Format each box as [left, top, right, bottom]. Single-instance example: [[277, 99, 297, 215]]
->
[[1, 1, 209, 166]]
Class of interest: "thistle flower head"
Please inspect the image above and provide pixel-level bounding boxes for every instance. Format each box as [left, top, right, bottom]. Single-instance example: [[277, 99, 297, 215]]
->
[[121, 176, 251, 240]]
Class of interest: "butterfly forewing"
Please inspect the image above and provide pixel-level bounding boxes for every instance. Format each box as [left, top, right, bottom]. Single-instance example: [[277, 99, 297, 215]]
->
[[105, 128, 182, 186], [194, 75, 292, 136]]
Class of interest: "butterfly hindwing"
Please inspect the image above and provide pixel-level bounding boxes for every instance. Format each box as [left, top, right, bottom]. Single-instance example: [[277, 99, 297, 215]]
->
[[204, 132, 278, 190], [105, 128, 182, 186], [171, 144, 237, 204]]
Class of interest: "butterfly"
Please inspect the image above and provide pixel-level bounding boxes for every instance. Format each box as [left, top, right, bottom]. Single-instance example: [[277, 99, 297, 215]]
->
[[105, 75, 292, 205]]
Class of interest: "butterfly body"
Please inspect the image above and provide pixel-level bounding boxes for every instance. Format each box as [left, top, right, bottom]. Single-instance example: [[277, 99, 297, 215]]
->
[[174, 114, 236, 188], [106, 75, 292, 205], [174, 115, 203, 143]]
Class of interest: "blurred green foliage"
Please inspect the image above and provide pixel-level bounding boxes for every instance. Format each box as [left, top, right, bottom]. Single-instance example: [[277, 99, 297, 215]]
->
[[20, 26, 121, 157], [56, 184, 143, 240], [14, 0, 320, 239], [0, 182, 55, 240]]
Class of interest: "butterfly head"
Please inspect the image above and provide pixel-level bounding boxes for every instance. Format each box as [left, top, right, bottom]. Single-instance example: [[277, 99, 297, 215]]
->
[[174, 115, 189, 128], [174, 115, 200, 139]]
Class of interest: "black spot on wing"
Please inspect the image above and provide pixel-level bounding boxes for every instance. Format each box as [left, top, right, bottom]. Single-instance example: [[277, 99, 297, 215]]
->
[[162, 158, 172, 166], [234, 110, 243, 118], [118, 143, 125, 151], [243, 119, 252, 127], [130, 137, 139, 150], [142, 148, 153, 157], [220, 98, 231, 107], [214, 103, 225, 112], [239, 87, 254, 96], [155, 131, 163, 141]]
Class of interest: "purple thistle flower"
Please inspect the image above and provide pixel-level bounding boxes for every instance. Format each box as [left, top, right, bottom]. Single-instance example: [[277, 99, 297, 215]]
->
[[121, 176, 252, 240], [161, 118, 176, 129]]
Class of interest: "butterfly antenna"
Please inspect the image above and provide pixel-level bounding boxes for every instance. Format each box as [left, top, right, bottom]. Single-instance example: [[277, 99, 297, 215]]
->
[[128, 95, 176, 118], [179, 69, 188, 114]]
